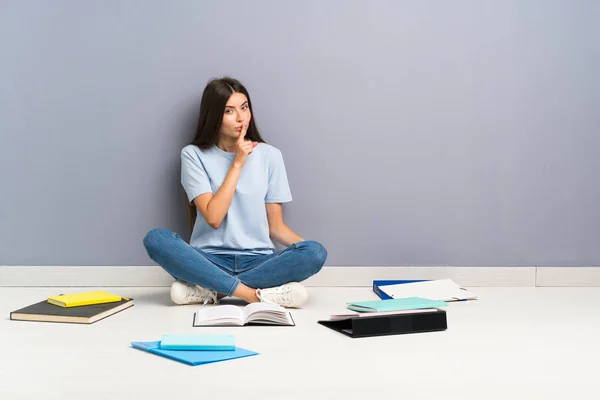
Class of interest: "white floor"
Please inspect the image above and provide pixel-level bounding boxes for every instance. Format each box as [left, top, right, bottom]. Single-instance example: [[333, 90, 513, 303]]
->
[[2, 286, 600, 400]]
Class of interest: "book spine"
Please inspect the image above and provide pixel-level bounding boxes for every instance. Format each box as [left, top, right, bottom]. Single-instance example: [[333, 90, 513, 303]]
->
[[351, 310, 447, 337]]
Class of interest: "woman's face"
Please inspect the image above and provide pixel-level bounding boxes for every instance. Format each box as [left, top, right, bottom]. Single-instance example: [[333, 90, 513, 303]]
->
[[220, 92, 251, 140]]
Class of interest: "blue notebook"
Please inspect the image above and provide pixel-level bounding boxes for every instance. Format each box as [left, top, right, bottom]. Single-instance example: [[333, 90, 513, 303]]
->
[[346, 297, 448, 312], [131, 341, 258, 366], [159, 334, 235, 351]]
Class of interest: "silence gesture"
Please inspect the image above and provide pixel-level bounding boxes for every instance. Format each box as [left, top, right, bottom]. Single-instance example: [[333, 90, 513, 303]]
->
[[233, 124, 258, 168]]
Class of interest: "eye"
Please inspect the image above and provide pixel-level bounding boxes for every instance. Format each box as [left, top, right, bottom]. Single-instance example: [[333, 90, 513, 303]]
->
[[241, 105, 249, 111], [224, 109, 233, 115]]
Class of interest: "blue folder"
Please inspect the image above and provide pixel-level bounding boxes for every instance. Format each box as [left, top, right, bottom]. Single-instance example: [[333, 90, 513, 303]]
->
[[373, 280, 429, 300], [131, 341, 258, 366]]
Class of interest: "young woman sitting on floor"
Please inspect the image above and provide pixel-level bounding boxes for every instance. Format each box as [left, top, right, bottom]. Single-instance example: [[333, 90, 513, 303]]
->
[[143, 77, 327, 308]]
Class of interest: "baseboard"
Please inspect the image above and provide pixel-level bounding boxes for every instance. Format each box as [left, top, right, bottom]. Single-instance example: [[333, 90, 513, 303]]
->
[[0, 265, 537, 287], [303, 266, 535, 287], [536, 267, 600, 287], [0, 266, 174, 287]]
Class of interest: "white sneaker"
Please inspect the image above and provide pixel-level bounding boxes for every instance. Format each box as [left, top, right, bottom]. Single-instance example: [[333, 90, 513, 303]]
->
[[256, 282, 308, 308], [170, 280, 219, 305]]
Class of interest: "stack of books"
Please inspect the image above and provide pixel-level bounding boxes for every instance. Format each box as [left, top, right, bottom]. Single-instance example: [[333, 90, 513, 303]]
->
[[131, 334, 258, 366], [319, 279, 478, 338], [9, 291, 134, 324], [319, 296, 449, 338]]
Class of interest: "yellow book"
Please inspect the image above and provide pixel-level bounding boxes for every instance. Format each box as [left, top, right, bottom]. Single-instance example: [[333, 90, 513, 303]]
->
[[47, 291, 123, 308]]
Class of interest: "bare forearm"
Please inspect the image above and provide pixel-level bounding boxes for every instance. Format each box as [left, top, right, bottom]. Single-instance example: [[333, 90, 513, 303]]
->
[[270, 224, 304, 247], [206, 164, 241, 227]]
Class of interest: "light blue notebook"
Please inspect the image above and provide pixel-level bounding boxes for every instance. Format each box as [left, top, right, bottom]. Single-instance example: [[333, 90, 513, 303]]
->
[[131, 341, 257, 366], [346, 297, 448, 312], [160, 334, 235, 351]]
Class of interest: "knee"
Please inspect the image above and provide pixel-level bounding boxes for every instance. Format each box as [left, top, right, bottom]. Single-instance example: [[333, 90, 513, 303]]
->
[[143, 228, 174, 254], [300, 240, 328, 273]]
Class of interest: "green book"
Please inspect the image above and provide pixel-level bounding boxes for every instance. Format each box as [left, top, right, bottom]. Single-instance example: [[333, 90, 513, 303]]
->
[[346, 297, 448, 313]]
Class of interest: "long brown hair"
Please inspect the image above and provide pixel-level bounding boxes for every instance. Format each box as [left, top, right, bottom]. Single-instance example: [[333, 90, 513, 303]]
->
[[187, 77, 266, 232], [191, 77, 266, 149]]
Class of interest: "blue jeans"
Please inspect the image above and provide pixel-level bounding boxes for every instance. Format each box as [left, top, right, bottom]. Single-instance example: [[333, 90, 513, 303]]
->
[[143, 228, 327, 296]]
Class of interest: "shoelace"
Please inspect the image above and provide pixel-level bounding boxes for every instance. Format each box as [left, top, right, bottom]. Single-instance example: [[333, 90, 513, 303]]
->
[[258, 285, 293, 307], [186, 285, 218, 305]]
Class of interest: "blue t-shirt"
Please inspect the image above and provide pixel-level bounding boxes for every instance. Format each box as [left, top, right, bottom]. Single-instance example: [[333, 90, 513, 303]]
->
[[181, 143, 292, 255]]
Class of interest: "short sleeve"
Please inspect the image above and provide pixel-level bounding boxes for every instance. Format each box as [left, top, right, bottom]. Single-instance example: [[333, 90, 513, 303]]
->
[[265, 148, 292, 203], [181, 146, 213, 204]]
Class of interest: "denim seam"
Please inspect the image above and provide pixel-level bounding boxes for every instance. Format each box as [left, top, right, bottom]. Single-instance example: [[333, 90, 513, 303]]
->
[[225, 277, 241, 297]]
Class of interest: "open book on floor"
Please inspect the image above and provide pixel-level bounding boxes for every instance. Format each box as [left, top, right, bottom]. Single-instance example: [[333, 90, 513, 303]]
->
[[193, 303, 295, 327]]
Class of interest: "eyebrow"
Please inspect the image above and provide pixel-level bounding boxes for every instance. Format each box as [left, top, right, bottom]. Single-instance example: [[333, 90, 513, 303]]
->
[[225, 101, 248, 108]]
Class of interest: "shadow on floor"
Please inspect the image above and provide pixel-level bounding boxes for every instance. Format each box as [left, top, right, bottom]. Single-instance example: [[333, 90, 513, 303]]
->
[[129, 290, 249, 307]]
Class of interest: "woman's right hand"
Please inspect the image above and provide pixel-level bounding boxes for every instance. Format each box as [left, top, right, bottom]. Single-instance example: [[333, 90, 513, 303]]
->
[[233, 124, 258, 168]]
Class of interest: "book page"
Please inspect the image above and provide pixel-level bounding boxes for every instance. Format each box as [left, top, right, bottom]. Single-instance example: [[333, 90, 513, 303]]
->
[[243, 302, 285, 321], [243, 303, 293, 325], [195, 305, 244, 325]]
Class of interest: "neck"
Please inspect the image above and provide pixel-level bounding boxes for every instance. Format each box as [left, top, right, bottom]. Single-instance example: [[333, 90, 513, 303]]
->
[[217, 137, 238, 153]]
